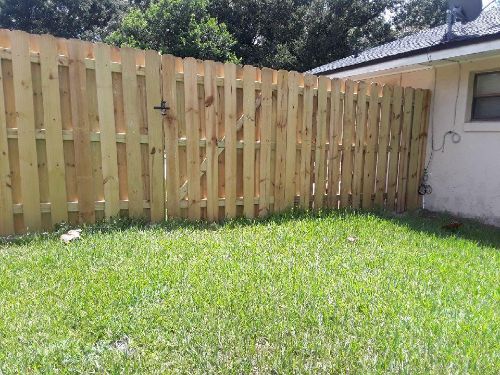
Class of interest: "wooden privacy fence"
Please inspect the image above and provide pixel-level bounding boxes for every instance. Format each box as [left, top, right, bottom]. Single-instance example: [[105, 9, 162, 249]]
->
[[0, 29, 431, 235]]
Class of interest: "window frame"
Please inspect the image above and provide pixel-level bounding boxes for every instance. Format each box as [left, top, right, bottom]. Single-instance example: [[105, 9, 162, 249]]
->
[[470, 71, 500, 122]]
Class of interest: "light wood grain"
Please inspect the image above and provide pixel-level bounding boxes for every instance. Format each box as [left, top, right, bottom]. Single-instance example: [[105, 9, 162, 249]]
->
[[145, 50, 165, 222], [375, 85, 393, 208], [224, 63, 237, 218], [362, 83, 380, 209], [314, 76, 329, 209], [242, 65, 256, 218], [259, 68, 273, 217]]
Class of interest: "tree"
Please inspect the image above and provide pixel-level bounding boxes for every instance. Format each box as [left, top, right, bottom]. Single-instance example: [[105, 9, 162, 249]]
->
[[0, 0, 128, 40], [392, 0, 448, 37], [209, 0, 396, 72], [296, 0, 396, 71], [107, 0, 239, 62]]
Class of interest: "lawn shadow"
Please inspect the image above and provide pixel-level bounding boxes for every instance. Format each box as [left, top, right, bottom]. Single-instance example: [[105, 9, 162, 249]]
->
[[368, 209, 500, 250], [1, 208, 499, 250]]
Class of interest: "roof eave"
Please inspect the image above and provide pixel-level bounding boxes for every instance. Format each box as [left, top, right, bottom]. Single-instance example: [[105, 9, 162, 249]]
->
[[315, 32, 500, 76]]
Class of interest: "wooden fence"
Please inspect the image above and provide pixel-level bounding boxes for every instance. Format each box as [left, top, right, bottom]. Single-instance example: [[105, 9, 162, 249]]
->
[[0, 29, 431, 235]]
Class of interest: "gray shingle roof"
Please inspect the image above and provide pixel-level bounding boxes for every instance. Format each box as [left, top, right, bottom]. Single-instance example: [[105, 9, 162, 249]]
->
[[309, 5, 500, 75]]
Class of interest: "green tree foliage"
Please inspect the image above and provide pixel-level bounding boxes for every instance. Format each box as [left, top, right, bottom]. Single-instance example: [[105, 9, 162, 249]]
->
[[0, 0, 128, 40], [393, 0, 448, 37], [107, 0, 239, 62], [208, 0, 395, 71]]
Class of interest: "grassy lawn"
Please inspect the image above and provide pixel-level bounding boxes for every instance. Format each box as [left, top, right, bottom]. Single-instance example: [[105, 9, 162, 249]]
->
[[0, 210, 499, 374]]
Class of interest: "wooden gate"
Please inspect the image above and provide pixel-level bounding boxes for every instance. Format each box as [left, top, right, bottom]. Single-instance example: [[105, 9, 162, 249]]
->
[[0, 30, 431, 235]]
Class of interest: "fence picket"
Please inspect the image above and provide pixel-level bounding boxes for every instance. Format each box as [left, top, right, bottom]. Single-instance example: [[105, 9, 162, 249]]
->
[[327, 79, 342, 209], [285, 71, 299, 208], [259, 68, 273, 217], [145, 50, 165, 222], [243, 65, 256, 218], [340, 80, 356, 208], [274, 70, 288, 212], [39, 35, 68, 226], [362, 83, 380, 209], [95, 43, 120, 218], [407, 89, 425, 210], [0, 49, 14, 235], [300, 74, 315, 210], [387, 86, 404, 210], [397, 87, 415, 212], [352, 81, 368, 209], [224, 63, 237, 218], [10, 31, 42, 231], [375, 85, 393, 207], [122, 47, 144, 217], [315, 76, 329, 209]]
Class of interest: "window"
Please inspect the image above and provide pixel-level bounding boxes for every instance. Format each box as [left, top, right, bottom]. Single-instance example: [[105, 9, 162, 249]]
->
[[471, 72, 500, 121]]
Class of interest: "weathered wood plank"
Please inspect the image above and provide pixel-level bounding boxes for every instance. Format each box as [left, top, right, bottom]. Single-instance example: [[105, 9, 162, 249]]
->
[[95, 43, 120, 218], [397, 87, 415, 213], [375, 85, 393, 207], [362, 83, 380, 209], [407, 89, 425, 210], [274, 70, 288, 211], [242, 65, 256, 218], [327, 79, 342, 208], [314, 76, 329, 209], [11, 31, 42, 231], [145, 50, 165, 222], [122, 47, 144, 217], [224, 63, 237, 218], [259, 68, 273, 217], [285, 71, 299, 208], [340, 80, 356, 208], [183, 58, 201, 220], [351, 82, 368, 209], [300, 74, 315, 209], [386, 86, 404, 211], [162, 54, 180, 218], [0, 43, 14, 234], [39, 34, 68, 226]]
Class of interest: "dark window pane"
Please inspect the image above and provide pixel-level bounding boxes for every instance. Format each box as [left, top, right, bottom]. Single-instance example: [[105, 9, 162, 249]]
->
[[475, 72, 500, 96], [472, 96, 500, 120]]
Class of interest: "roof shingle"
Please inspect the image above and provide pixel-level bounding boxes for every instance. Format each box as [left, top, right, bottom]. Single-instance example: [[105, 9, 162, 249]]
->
[[309, 5, 500, 75]]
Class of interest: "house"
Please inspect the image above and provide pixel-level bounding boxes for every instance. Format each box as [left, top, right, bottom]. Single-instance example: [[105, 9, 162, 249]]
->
[[310, 5, 500, 226]]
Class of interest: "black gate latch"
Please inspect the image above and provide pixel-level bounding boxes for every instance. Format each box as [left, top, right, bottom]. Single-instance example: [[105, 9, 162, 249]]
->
[[154, 100, 170, 116]]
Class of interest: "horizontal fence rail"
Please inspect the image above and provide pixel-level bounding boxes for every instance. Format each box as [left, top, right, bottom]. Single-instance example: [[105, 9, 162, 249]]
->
[[0, 29, 431, 235]]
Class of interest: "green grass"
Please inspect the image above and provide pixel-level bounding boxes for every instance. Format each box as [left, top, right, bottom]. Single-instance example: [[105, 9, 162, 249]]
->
[[0, 210, 499, 374]]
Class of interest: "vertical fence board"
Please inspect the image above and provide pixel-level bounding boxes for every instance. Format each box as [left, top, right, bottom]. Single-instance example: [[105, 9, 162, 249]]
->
[[95, 43, 120, 218], [39, 34, 68, 226], [300, 74, 315, 209], [352, 81, 368, 209], [160, 55, 178, 218], [407, 89, 425, 210], [203, 60, 218, 220], [314, 76, 329, 209], [340, 80, 356, 208], [183, 58, 201, 220], [243, 65, 256, 218], [122, 47, 144, 217], [224, 63, 237, 218], [327, 79, 342, 208], [375, 85, 393, 207], [68, 39, 95, 224], [397, 87, 415, 213], [362, 83, 380, 209], [145, 50, 165, 222], [285, 71, 299, 208], [0, 53, 14, 234], [274, 70, 288, 212], [259, 68, 273, 217], [11, 31, 42, 231], [387, 86, 404, 210]]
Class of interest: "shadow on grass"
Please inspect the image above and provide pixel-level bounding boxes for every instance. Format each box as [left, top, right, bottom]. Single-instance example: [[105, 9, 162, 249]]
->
[[2, 208, 500, 250]]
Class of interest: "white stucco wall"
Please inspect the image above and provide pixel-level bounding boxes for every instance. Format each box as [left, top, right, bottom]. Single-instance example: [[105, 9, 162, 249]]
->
[[328, 55, 500, 226]]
